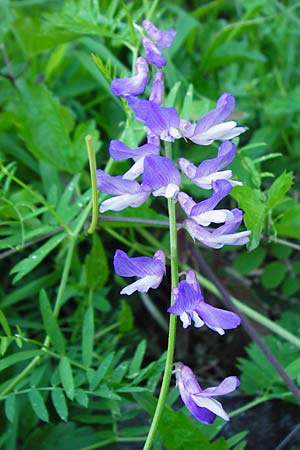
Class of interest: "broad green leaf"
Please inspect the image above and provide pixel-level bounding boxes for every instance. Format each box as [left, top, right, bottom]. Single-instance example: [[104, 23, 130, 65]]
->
[[0, 309, 11, 336], [5, 394, 15, 423], [39, 290, 66, 354], [233, 247, 266, 275], [0, 350, 43, 372], [128, 339, 146, 377], [28, 389, 49, 423], [261, 261, 286, 289], [232, 185, 267, 250], [81, 305, 94, 367], [85, 234, 109, 290], [275, 205, 300, 238], [51, 388, 68, 421], [90, 352, 115, 391], [267, 172, 293, 210], [59, 357, 74, 400], [10, 232, 66, 283]]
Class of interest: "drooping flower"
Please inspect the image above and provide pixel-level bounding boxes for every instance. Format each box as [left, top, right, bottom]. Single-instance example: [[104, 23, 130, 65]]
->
[[182, 93, 246, 145], [142, 36, 166, 69], [126, 96, 181, 141], [109, 138, 160, 180], [142, 19, 176, 49], [178, 141, 243, 189], [114, 249, 165, 295], [168, 270, 240, 334], [142, 155, 181, 199], [184, 208, 251, 249], [174, 362, 240, 424], [178, 180, 234, 226], [110, 56, 149, 97], [96, 170, 151, 212]]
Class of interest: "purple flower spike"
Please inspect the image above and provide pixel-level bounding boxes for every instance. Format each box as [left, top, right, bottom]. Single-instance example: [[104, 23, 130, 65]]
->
[[114, 249, 165, 295], [168, 270, 240, 334], [142, 37, 166, 69], [110, 56, 149, 97], [185, 208, 251, 249], [178, 180, 233, 226], [184, 93, 246, 145], [109, 139, 160, 180], [96, 170, 151, 212], [174, 362, 240, 424], [178, 141, 243, 189], [142, 155, 181, 199], [142, 19, 176, 49], [126, 96, 181, 141]]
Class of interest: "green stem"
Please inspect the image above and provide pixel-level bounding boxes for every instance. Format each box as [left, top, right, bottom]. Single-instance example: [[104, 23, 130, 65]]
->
[[86, 135, 99, 234], [143, 142, 178, 450]]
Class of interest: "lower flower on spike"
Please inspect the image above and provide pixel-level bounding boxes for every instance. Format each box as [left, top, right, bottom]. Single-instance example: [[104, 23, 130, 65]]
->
[[174, 362, 240, 424], [168, 270, 240, 334]]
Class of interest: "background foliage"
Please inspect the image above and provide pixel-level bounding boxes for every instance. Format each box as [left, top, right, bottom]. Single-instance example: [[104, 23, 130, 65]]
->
[[1, 1, 300, 449]]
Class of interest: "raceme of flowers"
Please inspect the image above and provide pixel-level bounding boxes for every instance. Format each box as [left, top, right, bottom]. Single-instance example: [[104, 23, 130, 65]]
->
[[97, 19, 250, 425]]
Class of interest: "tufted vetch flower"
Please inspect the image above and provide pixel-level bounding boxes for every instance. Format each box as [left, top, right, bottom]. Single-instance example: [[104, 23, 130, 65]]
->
[[174, 362, 240, 424], [168, 270, 240, 334], [114, 249, 166, 295], [110, 56, 149, 97]]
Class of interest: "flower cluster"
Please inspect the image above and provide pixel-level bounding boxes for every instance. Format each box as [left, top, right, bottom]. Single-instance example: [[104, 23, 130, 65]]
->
[[97, 19, 249, 425]]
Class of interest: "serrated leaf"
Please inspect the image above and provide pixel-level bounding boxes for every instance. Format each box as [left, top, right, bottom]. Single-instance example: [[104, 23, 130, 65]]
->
[[39, 290, 66, 354], [51, 388, 68, 421], [59, 357, 74, 400], [85, 234, 109, 290], [5, 394, 15, 422], [90, 352, 115, 390], [74, 389, 89, 408], [128, 339, 146, 377], [268, 171, 293, 210], [28, 389, 49, 422], [81, 305, 94, 367], [10, 232, 66, 283]]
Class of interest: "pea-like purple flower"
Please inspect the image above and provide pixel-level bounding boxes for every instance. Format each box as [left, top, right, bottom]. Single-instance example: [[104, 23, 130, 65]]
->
[[168, 270, 240, 334], [114, 249, 165, 295], [178, 180, 234, 226], [109, 139, 160, 180], [182, 93, 246, 145], [142, 155, 181, 199], [178, 141, 242, 190], [96, 170, 151, 212], [126, 96, 181, 142], [110, 56, 149, 97], [174, 362, 240, 424], [142, 19, 176, 49], [142, 37, 167, 69]]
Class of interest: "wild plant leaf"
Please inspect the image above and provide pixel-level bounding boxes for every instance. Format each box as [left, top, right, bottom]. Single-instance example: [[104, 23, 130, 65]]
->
[[81, 305, 94, 367], [267, 171, 293, 210], [0, 350, 43, 372], [10, 232, 66, 283], [39, 290, 66, 354], [0, 309, 11, 336], [274, 204, 300, 238], [128, 339, 146, 377], [4, 394, 15, 423], [74, 389, 89, 408], [85, 233, 109, 290], [51, 388, 68, 421], [93, 385, 122, 401], [59, 357, 74, 400], [28, 389, 49, 423], [89, 352, 115, 391]]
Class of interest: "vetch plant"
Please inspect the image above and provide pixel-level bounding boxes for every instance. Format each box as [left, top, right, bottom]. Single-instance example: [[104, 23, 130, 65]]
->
[[96, 18, 250, 449]]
